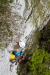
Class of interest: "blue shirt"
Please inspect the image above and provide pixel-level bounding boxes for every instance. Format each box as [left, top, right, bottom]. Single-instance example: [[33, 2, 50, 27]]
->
[[13, 47, 22, 56]]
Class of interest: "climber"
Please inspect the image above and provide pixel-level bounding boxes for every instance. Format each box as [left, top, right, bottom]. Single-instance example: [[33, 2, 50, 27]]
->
[[13, 41, 25, 56], [10, 41, 25, 63]]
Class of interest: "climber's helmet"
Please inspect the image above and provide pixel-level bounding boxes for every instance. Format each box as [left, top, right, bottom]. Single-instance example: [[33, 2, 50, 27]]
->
[[19, 41, 25, 48]]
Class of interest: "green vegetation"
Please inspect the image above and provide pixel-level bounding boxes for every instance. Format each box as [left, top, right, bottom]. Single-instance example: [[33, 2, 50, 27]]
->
[[47, 39, 50, 43], [0, 0, 14, 48], [17, 48, 50, 75], [28, 49, 50, 75], [0, 0, 13, 15]]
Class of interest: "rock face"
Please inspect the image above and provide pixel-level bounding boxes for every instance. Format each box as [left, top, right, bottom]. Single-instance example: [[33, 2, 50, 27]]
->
[[0, 0, 50, 48], [0, 0, 50, 75]]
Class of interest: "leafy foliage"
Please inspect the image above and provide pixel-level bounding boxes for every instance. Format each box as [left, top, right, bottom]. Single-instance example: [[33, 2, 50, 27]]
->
[[0, 0, 13, 14], [47, 39, 50, 43], [28, 49, 50, 75], [0, 0, 13, 47]]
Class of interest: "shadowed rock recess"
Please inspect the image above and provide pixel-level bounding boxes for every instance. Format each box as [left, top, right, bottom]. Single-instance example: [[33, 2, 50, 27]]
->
[[39, 20, 50, 53]]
